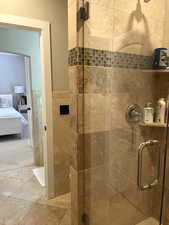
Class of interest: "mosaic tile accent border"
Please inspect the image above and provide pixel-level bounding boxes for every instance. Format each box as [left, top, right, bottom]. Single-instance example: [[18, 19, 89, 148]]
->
[[68, 47, 153, 69]]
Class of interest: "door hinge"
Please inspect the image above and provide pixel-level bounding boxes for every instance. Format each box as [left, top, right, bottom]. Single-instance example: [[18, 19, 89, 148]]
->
[[79, 2, 90, 21], [44, 125, 47, 131], [82, 214, 90, 225]]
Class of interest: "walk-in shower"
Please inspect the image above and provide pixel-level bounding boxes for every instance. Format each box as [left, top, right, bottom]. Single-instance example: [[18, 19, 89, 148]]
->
[[68, 0, 169, 225]]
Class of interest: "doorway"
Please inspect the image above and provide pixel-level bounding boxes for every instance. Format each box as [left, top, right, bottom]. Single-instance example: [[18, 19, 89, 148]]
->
[[0, 14, 54, 199], [0, 51, 45, 200]]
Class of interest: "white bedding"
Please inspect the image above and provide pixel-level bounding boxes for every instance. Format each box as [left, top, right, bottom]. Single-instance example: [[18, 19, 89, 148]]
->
[[0, 107, 28, 126]]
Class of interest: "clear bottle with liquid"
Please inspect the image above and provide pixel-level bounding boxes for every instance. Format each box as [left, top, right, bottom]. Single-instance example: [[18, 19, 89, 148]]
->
[[144, 102, 154, 123]]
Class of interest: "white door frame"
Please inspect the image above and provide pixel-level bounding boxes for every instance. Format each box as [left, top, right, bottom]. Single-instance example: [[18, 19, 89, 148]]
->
[[0, 14, 55, 199], [24, 56, 34, 148]]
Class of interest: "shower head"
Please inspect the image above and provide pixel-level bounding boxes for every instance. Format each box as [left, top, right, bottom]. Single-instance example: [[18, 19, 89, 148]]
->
[[144, 0, 151, 2]]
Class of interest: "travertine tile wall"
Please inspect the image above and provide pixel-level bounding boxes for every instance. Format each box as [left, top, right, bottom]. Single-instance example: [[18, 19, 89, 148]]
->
[[70, 67, 168, 225], [83, 0, 165, 55], [53, 91, 77, 196], [68, 0, 169, 225]]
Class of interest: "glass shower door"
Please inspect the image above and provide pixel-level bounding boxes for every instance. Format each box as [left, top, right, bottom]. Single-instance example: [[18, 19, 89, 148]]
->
[[79, 0, 169, 225]]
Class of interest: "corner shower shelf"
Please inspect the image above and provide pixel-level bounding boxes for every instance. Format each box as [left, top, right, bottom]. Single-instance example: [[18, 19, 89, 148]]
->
[[142, 69, 169, 73], [139, 122, 167, 127]]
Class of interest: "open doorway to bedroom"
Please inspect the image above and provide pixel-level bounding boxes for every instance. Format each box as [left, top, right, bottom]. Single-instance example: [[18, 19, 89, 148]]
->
[[0, 16, 55, 204], [0, 51, 45, 201]]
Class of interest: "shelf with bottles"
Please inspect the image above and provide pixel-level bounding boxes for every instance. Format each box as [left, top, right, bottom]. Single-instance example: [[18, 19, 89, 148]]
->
[[139, 122, 167, 128], [143, 98, 167, 127]]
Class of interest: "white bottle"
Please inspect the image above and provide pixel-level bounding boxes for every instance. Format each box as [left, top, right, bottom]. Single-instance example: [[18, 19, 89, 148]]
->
[[156, 98, 166, 124], [144, 103, 154, 123]]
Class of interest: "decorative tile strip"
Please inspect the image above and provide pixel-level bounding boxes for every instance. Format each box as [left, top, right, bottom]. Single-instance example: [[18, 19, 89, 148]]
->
[[68, 47, 153, 69]]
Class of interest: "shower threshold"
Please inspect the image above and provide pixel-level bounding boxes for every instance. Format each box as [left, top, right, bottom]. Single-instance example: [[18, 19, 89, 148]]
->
[[136, 217, 159, 225]]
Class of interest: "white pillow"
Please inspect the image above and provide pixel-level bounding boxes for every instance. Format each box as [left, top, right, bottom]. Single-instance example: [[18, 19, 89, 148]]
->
[[0, 95, 13, 108], [0, 98, 8, 107]]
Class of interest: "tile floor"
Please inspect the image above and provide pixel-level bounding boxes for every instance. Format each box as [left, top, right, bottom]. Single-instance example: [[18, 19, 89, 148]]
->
[[0, 135, 71, 225], [136, 217, 159, 225]]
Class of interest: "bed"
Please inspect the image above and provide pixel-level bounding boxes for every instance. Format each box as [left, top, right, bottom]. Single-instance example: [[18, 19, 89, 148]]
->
[[0, 94, 28, 136]]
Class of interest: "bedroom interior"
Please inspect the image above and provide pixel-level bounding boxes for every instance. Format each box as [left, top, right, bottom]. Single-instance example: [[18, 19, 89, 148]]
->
[[0, 52, 46, 200]]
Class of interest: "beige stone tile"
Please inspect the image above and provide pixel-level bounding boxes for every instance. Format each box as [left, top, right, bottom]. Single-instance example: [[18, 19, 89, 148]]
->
[[0, 138, 34, 172], [84, 35, 113, 52], [162, 188, 169, 225], [114, 0, 165, 21], [136, 217, 159, 225], [38, 193, 71, 209], [83, 3, 114, 50], [107, 193, 145, 225], [121, 181, 156, 216], [112, 8, 164, 55], [141, 0, 165, 22], [114, 0, 139, 13], [0, 177, 22, 198], [54, 163, 70, 195], [70, 167, 84, 225], [79, 167, 145, 225], [12, 176, 45, 202], [0, 195, 33, 225], [85, 0, 115, 9], [84, 67, 112, 94], [69, 66, 83, 94], [82, 0, 165, 55], [69, 66, 112, 94], [164, 157, 169, 189], [68, 0, 76, 8], [68, 0, 77, 49], [77, 131, 109, 170], [19, 204, 66, 225], [0, 166, 35, 183], [78, 94, 112, 133], [53, 91, 77, 195], [53, 91, 77, 131], [60, 210, 71, 225]]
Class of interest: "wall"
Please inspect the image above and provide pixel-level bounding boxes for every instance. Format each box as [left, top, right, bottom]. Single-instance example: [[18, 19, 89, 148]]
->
[[0, 0, 68, 91], [0, 28, 41, 91], [68, 0, 169, 225], [0, 53, 26, 95]]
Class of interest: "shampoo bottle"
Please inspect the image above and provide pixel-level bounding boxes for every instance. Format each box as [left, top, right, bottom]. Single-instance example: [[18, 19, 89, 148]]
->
[[156, 98, 166, 124]]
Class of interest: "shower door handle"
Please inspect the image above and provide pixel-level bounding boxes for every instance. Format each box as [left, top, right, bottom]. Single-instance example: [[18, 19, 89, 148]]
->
[[137, 140, 161, 191]]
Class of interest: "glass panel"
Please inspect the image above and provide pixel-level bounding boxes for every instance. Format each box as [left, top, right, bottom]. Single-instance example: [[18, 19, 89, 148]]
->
[[80, 0, 169, 225]]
